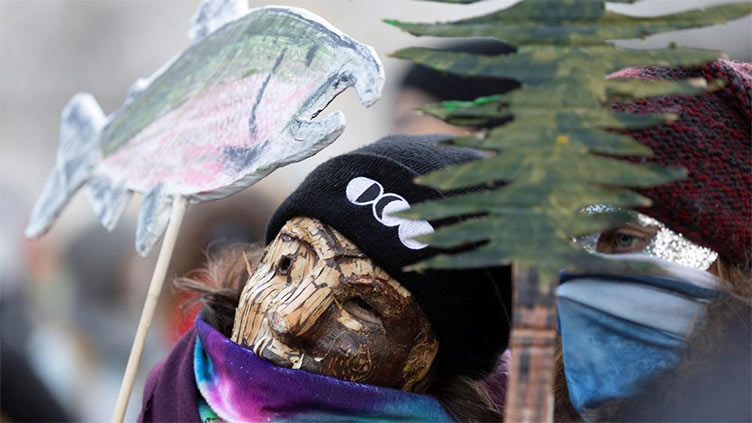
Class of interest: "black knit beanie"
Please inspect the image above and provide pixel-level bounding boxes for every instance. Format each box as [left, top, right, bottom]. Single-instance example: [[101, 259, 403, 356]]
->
[[266, 134, 512, 378]]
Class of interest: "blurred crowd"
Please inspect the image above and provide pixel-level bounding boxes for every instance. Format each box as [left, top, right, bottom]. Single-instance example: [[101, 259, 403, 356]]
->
[[1, 186, 276, 421]]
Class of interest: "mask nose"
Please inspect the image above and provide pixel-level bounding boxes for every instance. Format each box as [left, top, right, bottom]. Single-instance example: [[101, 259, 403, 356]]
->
[[267, 270, 338, 338], [268, 309, 295, 335]]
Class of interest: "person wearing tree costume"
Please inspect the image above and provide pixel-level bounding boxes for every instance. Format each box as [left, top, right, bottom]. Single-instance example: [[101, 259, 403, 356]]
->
[[554, 59, 751, 422], [139, 135, 512, 422]]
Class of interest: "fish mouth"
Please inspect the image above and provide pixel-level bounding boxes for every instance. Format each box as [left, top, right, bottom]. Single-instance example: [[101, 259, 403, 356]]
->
[[354, 78, 381, 108], [351, 48, 385, 108]]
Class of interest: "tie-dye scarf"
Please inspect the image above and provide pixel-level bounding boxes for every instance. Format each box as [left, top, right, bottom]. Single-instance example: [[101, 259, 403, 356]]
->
[[193, 318, 453, 422]]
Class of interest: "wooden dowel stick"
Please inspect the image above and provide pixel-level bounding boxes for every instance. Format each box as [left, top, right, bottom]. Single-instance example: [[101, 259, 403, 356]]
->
[[112, 196, 188, 423], [505, 265, 558, 423]]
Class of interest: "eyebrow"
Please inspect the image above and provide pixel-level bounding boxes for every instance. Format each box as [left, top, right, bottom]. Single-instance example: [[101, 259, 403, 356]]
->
[[280, 231, 314, 250], [279, 229, 361, 262], [282, 223, 365, 261], [331, 252, 368, 261]]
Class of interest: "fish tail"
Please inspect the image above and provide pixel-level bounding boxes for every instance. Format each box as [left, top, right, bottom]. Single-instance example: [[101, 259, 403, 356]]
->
[[25, 93, 105, 239]]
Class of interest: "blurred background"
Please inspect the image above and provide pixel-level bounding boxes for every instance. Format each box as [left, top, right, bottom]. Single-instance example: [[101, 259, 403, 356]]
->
[[0, 0, 749, 421]]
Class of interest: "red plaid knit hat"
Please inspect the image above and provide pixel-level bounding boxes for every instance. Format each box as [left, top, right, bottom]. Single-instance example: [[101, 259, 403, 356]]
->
[[610, 60, 751, 266]]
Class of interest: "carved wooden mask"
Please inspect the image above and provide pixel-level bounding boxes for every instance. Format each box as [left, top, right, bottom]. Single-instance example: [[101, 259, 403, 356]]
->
[[231, 216, 438, 391]]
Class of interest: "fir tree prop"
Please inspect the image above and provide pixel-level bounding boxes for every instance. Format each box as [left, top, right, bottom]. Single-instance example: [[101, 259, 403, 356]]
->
[[388, 1, 751, 421]]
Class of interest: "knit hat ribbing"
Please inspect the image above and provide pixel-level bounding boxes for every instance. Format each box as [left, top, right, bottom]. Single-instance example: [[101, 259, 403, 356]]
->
[[266, 134, 512, 378], [610, 60, 752, 266]]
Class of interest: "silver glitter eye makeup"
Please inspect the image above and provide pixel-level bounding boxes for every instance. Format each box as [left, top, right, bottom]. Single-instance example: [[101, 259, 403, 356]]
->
[[573, 205, 718, 271]]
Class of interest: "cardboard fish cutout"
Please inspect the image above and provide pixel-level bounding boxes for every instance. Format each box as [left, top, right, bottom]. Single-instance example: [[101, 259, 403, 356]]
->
[[25, 1, 385, 255]]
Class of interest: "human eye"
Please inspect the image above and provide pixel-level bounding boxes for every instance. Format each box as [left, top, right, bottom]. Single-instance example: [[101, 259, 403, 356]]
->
[[615, 232, 639, 249], [596, 226, 657, 254]]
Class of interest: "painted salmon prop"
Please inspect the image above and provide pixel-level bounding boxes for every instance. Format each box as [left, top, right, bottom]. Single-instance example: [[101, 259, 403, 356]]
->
[[25, 0, 384, 255]]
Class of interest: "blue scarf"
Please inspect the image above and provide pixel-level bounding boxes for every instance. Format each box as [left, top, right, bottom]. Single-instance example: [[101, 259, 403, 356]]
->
[[556, 258, 723, 419]]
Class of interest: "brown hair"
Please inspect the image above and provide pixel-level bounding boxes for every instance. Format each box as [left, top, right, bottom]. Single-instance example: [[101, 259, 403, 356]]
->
[[175, 243, 504, 422], [174, 244, 261, 337], [710, 256, 752, 302]]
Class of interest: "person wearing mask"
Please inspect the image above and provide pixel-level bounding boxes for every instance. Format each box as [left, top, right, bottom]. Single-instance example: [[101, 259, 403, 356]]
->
[[140, 135, 513, 422]]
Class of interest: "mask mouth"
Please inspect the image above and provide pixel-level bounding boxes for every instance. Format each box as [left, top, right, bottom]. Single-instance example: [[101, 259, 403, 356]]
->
[[251, 314, 316, 371], [259, 346, 295, 368], [256, 336, 318, 372]]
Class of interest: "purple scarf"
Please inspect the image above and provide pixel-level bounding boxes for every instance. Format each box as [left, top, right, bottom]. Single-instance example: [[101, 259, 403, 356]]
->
[[140, 317, 453, 422]]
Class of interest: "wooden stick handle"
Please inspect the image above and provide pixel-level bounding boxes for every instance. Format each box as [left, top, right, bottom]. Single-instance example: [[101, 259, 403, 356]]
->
[[111, 196, 188, 423], [505, 266, 558, 423]]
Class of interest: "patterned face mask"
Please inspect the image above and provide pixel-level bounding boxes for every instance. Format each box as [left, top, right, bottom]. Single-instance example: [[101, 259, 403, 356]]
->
[[572, 206, 718, 271]]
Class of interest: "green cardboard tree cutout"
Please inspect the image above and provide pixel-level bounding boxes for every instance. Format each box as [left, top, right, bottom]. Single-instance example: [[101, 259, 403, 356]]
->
[[388, 1, 750, 421]]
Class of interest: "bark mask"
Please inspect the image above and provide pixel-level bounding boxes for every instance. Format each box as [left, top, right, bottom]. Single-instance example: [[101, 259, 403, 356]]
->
[[231, 216, 438, 391], [263, 135, 512, 378]]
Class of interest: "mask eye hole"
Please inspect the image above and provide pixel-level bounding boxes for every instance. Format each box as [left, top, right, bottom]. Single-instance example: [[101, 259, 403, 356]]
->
[[277, 256, 293, 276], [343, 297, 383, 326], [597, 226, 658, 254]]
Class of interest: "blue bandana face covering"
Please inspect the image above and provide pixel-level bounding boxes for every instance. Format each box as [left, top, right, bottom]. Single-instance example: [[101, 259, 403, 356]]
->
[[556, 257, 723, 420]]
